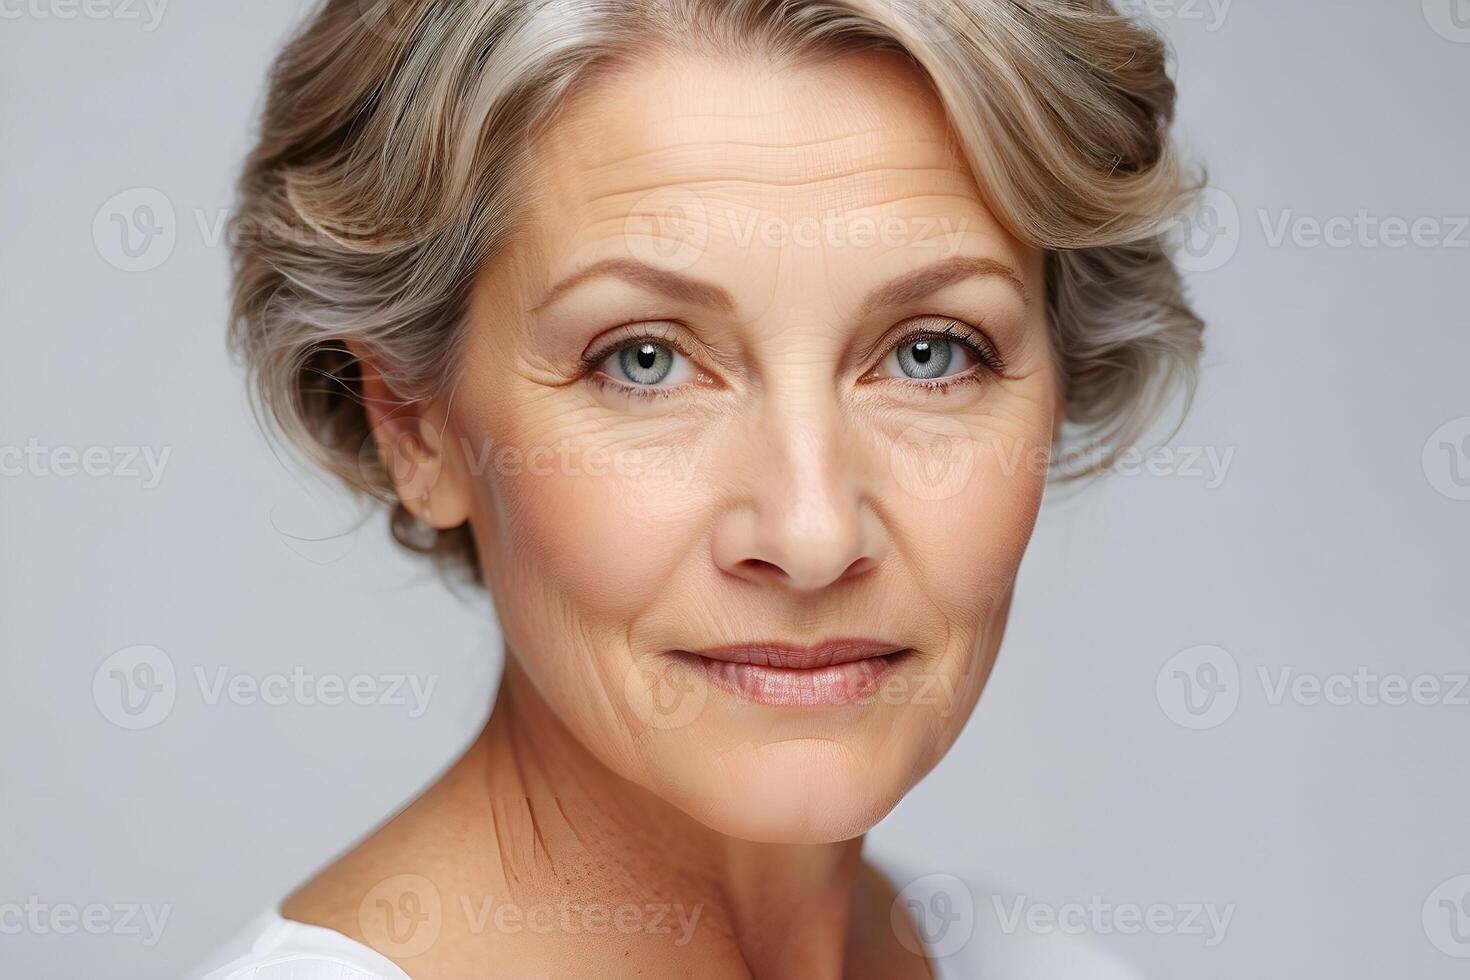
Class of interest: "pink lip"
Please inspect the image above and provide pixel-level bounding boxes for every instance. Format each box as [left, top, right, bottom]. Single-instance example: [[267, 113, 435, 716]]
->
[[679, 639, 910, 706]]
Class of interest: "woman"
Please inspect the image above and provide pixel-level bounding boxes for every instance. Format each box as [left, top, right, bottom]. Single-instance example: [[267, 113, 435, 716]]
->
[[200, 0, 1202, 976]]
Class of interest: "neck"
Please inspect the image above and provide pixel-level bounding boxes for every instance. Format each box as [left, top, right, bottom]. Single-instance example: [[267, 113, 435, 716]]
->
[[456, 652, 865, 980]]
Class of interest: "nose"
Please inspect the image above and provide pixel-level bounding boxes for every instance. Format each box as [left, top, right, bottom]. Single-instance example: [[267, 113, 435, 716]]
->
[[711, 401, 890, 592]]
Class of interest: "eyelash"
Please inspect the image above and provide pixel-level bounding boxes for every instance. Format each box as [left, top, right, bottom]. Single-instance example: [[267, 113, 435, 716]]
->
[[582, 318, 1004, 399], [581, 322, 698, 400], [581, 322, 681, 368]]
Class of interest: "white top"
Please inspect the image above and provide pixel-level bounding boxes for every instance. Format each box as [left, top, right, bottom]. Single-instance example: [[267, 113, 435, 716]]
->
[[196, 911, 411, 980], [193, 857, 1142, 980]]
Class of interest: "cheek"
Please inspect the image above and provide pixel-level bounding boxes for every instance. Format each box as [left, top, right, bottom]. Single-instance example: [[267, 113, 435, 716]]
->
[[882, 410, 1052, 637], [448, 353, 707, 622], [958, 449, 1047, 580], [480, 439, 704, 620]]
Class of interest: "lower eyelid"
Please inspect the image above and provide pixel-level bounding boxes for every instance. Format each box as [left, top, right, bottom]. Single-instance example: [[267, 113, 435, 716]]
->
[[588, 372, 702, 402], [883, 369, 984, 391]]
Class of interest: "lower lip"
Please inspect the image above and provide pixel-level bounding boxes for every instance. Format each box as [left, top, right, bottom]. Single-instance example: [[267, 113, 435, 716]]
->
[[683, 650, 910, 707]]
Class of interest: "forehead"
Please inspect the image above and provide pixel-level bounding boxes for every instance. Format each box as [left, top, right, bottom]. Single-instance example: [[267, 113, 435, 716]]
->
[[538, 49, 1005, 211], [510, 49, 1034, 311], [540, 50, 967, 191]]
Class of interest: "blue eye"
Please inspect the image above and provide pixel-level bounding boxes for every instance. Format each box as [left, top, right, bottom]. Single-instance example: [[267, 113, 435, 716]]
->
[[596, 339, 696, 388], [896, 338, 954, 379], [879, 333, 979, 382], [620, 342, 673, 384]]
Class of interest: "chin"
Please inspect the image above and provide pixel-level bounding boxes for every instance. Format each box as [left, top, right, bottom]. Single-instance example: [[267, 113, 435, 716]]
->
[[656, 733, 923, 845]]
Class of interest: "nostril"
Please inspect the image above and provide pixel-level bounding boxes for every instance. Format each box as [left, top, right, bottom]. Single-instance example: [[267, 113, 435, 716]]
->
[[732, 554, 876, 587], [738, 558, 787, 580]]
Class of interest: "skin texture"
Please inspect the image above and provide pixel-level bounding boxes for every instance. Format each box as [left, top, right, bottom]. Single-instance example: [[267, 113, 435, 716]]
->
[[288, 49, 1061, 979]]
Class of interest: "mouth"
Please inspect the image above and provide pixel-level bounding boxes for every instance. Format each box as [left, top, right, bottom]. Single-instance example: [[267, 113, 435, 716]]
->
[[674, 639, 913, 707]]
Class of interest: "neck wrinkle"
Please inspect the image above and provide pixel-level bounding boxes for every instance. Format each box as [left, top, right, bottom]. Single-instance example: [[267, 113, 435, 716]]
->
[[466, 646, 865, 979]]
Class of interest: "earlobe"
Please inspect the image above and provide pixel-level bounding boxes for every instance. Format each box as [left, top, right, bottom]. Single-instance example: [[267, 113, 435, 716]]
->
[[348, 341, 473, 531]]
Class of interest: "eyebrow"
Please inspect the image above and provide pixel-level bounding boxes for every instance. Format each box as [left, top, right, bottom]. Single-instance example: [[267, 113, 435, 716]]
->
[[530, 254, 1028, 317], [856, 255, 1029, 317], [531, 258, 737, 315]]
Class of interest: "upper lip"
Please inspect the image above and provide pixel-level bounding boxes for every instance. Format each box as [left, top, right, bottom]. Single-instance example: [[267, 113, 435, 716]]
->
[[683, 639, 906, 669]]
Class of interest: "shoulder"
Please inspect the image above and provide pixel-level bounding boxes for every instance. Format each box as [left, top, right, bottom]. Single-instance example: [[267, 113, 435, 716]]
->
[[865, 850, 1147, 980], [190, 909, 412, 980]]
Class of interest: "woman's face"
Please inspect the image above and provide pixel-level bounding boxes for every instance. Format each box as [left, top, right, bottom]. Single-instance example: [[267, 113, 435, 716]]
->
[[431, 50, 1060, 843]]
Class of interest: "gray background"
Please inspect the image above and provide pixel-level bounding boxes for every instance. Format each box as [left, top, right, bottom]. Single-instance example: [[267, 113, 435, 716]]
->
[[2, 2, 1467, 977]]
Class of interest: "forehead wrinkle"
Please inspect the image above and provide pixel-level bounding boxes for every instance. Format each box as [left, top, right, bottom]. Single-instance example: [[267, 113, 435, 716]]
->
[[561, 133, 966, 185], [828, 186, 990, 216], [540, 85, 960, 171], [533, 68, 970, 218], [540, 47, 957, 169], [536, 101, 891, 167], [576, 123, 904, 155], [556, 161, 979, 232]]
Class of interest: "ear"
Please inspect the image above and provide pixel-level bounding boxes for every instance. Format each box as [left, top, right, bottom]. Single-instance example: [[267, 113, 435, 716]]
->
[[350, 341, 472, 531]]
